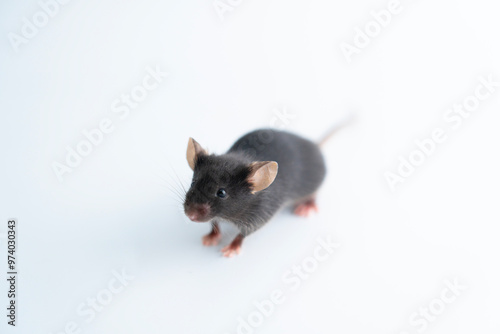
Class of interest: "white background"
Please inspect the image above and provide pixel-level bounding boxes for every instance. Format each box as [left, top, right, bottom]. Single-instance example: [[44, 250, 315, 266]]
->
[[1, 0, 499, 333]]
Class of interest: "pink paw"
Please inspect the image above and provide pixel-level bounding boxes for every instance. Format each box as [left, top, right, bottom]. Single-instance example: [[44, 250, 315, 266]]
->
[[221, 244, 241, 257], [202, 233, 221, 246], [293, 200, 318, 217]]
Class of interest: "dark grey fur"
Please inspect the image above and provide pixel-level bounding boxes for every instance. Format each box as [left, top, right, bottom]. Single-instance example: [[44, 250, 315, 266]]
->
[[184, 129, 326, 236]]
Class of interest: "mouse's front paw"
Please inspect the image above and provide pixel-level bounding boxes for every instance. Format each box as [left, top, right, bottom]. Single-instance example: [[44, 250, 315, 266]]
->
[[221, 244, 241, 258], [202, 233, 221, 246], [221, 234, 244, 258]]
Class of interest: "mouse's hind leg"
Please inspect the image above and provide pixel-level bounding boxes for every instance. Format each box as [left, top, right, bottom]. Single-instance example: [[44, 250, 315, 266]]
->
[[202, 221, 221, 246], [293, 194, 318, 217]]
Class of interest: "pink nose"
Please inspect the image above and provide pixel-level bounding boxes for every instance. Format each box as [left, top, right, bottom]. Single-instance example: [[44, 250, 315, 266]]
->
[[186, 204, 210, 222]]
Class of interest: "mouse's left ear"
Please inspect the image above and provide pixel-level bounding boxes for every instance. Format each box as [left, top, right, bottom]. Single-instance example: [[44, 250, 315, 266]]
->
[[247, 161, 278, 194], [186, 137, 207, 170]]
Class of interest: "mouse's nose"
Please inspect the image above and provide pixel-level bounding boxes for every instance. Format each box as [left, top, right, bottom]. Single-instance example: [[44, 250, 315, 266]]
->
[[186, 203, 211, 222]]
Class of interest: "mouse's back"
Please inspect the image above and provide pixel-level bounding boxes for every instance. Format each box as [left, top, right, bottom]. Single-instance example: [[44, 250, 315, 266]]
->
[[228, 129, 326, 203]]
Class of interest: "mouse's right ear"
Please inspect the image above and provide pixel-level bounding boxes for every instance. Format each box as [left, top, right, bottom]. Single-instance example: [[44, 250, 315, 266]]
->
[[247, 161, 278, 193], [186, 137, 207, 170]]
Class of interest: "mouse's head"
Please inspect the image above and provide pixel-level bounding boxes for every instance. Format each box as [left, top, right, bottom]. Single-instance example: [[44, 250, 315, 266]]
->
[[183, 138, 278, 222]]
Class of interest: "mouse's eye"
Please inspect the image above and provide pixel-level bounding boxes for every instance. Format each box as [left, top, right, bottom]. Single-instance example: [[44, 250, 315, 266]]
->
[[190, 179, 196, 187], [216, 188, 227, 198]]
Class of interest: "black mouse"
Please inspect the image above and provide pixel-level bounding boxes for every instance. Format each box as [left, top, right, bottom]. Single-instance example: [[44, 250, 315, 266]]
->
[[183, 123, 346, 257]]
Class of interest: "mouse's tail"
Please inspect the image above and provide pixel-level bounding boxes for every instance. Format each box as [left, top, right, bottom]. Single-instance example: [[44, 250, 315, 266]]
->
[[317, 113, 356, 147]]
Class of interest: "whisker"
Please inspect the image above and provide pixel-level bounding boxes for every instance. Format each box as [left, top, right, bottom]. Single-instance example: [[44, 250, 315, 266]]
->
[[167, 161, 188, 196], [152, 167, 184, 195], [154, 180, 185, 204], [153, 162, 188, 200]]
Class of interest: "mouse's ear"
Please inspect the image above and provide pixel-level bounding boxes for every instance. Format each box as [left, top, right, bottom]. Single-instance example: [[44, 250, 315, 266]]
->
[[247, 161, 278, 193], [186, 137, 207, 170]]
